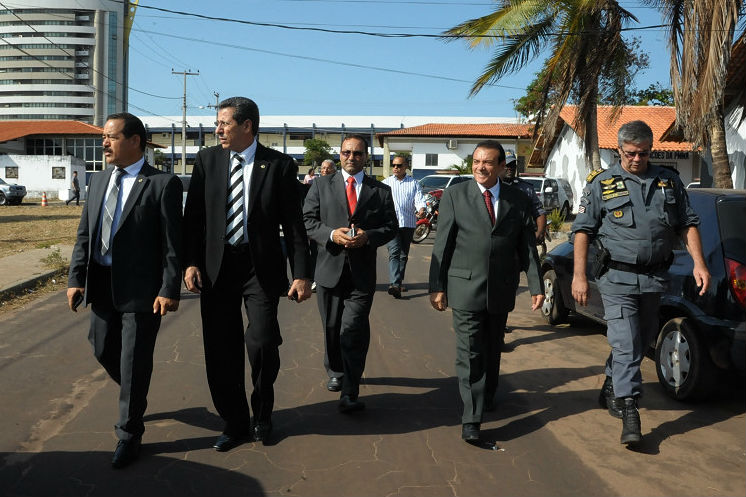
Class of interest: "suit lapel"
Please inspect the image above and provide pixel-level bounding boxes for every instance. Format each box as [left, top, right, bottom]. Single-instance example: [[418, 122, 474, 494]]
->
[[117, 163, 151, 232], [354, 175, 374, 215], [332, 172, 350, 217], [89, 168, 111, 239], [247, 144, 269, 218]]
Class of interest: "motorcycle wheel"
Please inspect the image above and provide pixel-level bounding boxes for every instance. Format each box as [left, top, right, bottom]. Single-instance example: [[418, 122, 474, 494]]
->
[[412, 224, 431, 243]]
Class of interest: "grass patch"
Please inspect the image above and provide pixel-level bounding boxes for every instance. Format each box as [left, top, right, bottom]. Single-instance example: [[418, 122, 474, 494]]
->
[[0, 201, 82, 258]]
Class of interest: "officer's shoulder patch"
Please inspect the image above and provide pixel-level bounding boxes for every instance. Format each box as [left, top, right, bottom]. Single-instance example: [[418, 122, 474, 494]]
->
[[600, 178, 615, 186], [586, 169, 603, 183]]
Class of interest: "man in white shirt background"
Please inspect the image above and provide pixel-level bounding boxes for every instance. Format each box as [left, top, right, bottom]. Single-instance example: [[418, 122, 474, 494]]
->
[[382, 155, 425, 299]]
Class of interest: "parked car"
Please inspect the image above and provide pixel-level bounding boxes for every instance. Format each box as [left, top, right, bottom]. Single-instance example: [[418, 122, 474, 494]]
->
[[687, 181, 702, 188], [0, 178, 27, 205], [540, 189, 746, 401], [418, 174, 473, 195], [521, 175, 574, 218]]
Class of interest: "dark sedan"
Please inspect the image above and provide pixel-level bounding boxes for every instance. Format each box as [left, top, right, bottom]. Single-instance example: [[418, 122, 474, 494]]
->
[[540, 189, 746, 401]]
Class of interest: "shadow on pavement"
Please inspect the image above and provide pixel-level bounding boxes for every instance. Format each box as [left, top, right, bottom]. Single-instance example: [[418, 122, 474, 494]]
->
[[0, 450, 266, 497]]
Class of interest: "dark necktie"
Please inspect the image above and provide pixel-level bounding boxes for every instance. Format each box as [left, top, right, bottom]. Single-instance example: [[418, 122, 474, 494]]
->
[[483, 189, 495, 226], [346, 176, 357, 216], [226, 154, 245, 246], [100, 168, 124, 256]]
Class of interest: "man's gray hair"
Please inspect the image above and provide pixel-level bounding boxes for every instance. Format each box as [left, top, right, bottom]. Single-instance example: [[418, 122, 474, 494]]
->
[[617, 121, 653, 148], [321, 159, 336, 167]]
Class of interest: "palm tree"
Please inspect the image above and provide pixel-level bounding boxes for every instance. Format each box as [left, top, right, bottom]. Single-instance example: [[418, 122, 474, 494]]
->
[[443, 0, 641, 170], [647, 0, 743, 188]]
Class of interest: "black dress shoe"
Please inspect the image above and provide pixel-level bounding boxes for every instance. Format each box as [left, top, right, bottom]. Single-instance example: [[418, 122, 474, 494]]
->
[[338, 395, 365, 413], [327, 377, 342, 392], [461, 423, 480, 442], [111, 437, 141, 469], [252, 422, 273, 444], [387, 285, 401, 299], [213, 433, 248, 452]]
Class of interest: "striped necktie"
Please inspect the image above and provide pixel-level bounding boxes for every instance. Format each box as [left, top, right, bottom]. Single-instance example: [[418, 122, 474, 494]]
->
[[100, 168, 125, 256], [226, 154, 245, 246]]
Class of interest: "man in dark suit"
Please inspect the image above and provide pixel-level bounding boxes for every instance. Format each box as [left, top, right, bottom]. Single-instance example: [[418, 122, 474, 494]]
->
[[67, 112, 183, 468], [429, 140, 544, 442], [303, 135, 398, 412], [183, 97, 311, 451]]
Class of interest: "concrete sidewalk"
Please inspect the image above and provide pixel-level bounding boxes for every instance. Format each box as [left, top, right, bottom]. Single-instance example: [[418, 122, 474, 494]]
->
[[0, 244, 74, 300]]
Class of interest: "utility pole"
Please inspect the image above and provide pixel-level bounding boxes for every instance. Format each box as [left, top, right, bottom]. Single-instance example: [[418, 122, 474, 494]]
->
[[172, 69, 199, 175]]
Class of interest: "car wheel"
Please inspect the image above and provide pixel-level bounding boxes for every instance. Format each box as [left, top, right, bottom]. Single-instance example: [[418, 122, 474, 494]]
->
[[541, 269, 568, 325], [412, 224, 430, 244], [655, 317, 716, 401], [0, 192, 6, 206], [559, 202, 570, 219]]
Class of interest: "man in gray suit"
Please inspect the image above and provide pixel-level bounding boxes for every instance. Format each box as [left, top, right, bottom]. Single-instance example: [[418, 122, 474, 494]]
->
[[429, 140, 544, 442], [304, 134, 398, 412], [67, 112, 183, 467]]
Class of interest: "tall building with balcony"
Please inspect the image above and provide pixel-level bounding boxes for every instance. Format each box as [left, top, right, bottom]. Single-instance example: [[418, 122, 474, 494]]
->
[[0, 0, 133, 125]]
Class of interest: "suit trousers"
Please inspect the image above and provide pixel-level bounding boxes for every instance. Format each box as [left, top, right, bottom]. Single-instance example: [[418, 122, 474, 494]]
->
[[601, 292, 661, 399], [87, 262, 161, 441], [317, 263, 374, 398], [200, 245, 281, 435], [386, 227, 415, 287], [452, 308, 508, 424]]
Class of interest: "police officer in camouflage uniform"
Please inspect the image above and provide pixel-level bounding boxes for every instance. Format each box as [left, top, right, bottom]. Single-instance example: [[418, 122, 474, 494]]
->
[[571, 120, 710, 446]]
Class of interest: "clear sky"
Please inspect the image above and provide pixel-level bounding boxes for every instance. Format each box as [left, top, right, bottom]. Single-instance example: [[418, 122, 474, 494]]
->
[[126, 0, 672, 121]]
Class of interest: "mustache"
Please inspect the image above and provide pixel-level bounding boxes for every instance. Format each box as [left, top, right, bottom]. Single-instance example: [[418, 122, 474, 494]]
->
[[103, 148, 112, 153]]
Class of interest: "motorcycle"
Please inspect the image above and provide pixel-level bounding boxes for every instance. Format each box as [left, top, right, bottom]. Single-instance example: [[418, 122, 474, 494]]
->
[[412, 192, 439, 243]]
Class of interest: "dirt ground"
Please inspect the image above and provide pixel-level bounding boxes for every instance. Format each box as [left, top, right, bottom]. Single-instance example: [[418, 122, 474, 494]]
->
[[0, 199, 82, 259]]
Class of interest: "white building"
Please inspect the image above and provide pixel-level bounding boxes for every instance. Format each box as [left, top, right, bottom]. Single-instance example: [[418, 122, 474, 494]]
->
[[722, 32, 746, 190], [0, 0, 133, 125]]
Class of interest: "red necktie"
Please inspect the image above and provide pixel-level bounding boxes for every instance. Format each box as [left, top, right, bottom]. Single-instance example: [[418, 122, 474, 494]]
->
[[483, 190, 495, 226], [346, 176, 357, 216]]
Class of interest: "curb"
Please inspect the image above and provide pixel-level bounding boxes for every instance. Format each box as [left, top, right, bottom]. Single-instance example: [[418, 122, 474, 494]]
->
[[0, 269, 65, 303]]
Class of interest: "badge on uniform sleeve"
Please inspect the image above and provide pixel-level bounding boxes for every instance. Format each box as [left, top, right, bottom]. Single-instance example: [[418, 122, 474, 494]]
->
[[613, 210, 623, 218], [601, 178, 615, 186]]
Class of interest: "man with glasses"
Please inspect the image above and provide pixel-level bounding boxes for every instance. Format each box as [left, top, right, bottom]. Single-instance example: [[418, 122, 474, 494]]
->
[[183, 97, 312, 450], [571, 120, 710, 446], [303, 135, 397, 412], [382, 155, 425, 299]]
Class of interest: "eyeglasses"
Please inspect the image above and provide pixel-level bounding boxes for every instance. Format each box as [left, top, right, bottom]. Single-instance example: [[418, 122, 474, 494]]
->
[[391, 163, 405, 168], [620, 149, 650, 159], [214, 120, 233, 128], [340, 150, 364, 158]]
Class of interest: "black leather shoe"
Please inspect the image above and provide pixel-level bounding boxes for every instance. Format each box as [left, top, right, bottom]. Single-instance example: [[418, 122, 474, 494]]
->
[[213, 433, 248, 452], [461, 423, 480, 442], [620, 397, 642, 445], [387, 285, 401, 299], [338, 395, 365, 413], [327, 377, 342, 392], [599, 376, 623, 419], [111, 437, 141, 469], [252, 422, 273, 444]]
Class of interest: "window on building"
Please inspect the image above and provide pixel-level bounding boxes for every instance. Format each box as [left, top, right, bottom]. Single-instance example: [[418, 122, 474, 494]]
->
[[425, 153, 438, 167], [5, 166, 18, 178]]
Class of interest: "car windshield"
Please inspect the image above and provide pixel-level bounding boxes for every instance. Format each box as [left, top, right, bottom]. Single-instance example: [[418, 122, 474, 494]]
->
[[419, 176, 450, 189], [522, 178, 543, 192], [0, 178, 7, 185], [718, 197, 746, 263]]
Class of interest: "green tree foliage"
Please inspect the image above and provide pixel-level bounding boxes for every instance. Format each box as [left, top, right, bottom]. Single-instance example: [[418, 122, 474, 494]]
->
[[303, 138, 333, 168], [628, 82, 675, 106]]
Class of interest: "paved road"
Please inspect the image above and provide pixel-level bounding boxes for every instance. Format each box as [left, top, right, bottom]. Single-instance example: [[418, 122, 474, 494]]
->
[[1, 240, 744, 497]]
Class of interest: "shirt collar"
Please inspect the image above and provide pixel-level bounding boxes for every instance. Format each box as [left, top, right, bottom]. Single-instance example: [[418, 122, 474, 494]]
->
[[114, 156, 145, 177], [341, 168, 365, 185], [475, 178, 501, 197], [233, 139, 258, 164]]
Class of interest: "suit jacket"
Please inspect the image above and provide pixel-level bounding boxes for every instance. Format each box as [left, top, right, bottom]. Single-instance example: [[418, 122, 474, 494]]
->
[[303, 172, 398, 291], [183, 142, 310, 296], [429, 180, 543, 314], [68, 163, 183, 313]]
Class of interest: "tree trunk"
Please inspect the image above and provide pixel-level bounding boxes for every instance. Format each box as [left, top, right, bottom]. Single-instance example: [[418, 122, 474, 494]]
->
[[710, 108, 733, 189], [585, 102, 603, 171]]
